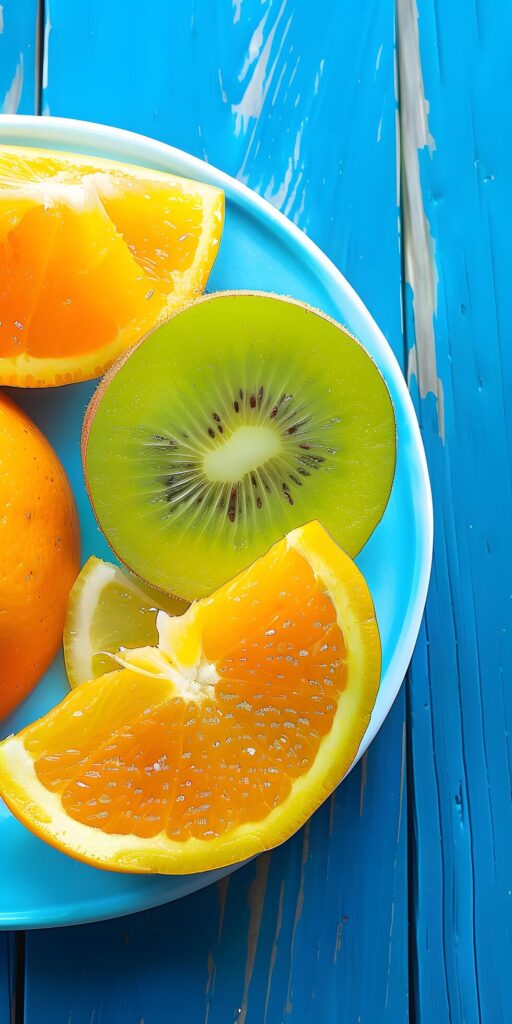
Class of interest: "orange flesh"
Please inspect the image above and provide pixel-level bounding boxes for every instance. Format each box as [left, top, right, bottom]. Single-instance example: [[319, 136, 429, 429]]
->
[[26, 546, 347, 842], [101, 185, 204, 288], [0, 199, 164, 358], [0, 150, 220, 365]]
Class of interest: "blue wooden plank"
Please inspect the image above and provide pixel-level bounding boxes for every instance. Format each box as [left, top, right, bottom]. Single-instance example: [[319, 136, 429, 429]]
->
[[0, 0, 39, 114], [24, 2, 408, 1022], [398, 0, 512, 1020], [0, 934, 14, 1024], [42, 0, 400, 343], [0, 3, 39, 1019]]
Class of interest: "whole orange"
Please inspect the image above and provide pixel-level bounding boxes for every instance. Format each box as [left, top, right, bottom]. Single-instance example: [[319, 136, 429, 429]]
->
[[0, 394, 80, 718]]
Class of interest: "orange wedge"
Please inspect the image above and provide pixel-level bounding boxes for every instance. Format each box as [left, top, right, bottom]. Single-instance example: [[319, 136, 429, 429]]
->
[[0, 146, 224, 386], [0, 522, 380, 873]]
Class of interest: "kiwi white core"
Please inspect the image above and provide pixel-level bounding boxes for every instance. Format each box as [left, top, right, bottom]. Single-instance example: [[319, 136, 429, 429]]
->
[[202, 424, 282, 483]]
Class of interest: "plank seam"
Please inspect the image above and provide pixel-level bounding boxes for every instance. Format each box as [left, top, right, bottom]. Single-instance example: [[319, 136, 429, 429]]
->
[[10, 933, 25, 1024], [395, 2, 421, 1021], [34, 0, 44, 114]]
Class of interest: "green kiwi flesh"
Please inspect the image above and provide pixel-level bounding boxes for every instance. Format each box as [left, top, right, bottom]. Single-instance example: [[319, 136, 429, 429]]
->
[[83, 292, 396, 601]]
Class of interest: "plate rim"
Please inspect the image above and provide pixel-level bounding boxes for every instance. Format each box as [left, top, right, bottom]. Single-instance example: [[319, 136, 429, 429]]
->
[[0, 113, 433, 929]]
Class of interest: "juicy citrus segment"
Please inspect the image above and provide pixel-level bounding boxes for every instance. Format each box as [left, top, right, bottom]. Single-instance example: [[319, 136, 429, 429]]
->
[[6, 194, 163, 359], [23, 668, 175, 787], [0, 146, 224, 386], [100, 183, 205, 289], [0, 522, 380, 873], [63, 556, 188, 687]]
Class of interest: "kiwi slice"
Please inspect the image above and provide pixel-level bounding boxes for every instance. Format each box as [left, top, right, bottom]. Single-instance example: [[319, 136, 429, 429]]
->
[[83, 292, 396, 601]]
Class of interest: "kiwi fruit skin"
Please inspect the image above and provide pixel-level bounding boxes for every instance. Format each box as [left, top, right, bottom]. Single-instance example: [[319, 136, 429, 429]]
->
[[82, 291, 396, 602]]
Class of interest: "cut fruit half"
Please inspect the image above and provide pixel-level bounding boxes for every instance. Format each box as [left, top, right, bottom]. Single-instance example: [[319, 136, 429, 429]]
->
[[0, 522, 381, 874], [64, 556, 188, 688], [83, 291, 396, 601], [0, 146, 224, 386]]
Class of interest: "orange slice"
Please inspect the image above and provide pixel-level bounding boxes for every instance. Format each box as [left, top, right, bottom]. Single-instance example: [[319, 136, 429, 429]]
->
[[0, 522, 380, 873], [0, 146, 224, 386]]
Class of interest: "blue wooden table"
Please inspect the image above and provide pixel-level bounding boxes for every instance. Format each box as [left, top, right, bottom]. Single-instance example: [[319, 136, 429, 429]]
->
[[1, 2, 511, 1021]]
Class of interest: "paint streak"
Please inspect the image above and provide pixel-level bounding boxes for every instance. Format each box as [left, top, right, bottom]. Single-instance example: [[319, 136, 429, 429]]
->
[[328, 790, 336, 837], [2, 52, 23, 113], [264, 120, 304, 212], [264, 156, 293, 209], [237, 854, 271, 1024], [204, 951, 215, 1024], [313, 57, 325, 95], [232, 0, 290, 136], [397, 0, 445, 440], [384, 724, 407, 1008], [263, 880, 284, 1024], [333, 916, 348, 965], [284, 822, 310, 1014], [216, 875, 230, 943], [385, 901, 396, 1007], [0, 6, 4, 34], [238, 6, 271, 82], [218, 67, 227, 103], [359, 751, 368, 817], [397, 720, 406, 843], [42, 1, 52, 91]]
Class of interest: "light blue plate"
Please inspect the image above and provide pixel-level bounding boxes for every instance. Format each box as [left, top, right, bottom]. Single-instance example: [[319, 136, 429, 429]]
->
[[0, 115, 432, 929]]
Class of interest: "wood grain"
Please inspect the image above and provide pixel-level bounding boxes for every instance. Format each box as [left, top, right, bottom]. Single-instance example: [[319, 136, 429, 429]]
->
[[21, 1, 408, 1022], [398, 1, 512, 1021]]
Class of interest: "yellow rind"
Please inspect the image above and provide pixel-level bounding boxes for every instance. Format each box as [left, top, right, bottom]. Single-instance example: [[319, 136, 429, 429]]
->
[[0, 522, 381, 874]]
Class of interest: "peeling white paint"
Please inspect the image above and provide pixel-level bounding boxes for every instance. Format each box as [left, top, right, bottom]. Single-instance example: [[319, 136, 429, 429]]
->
[[284, 823, 310, 1014], [232, 0, 289, 136], [42, 4, 52, 91], [232, 0, 243, 25], [375, 43, 383, 73], [237, 855, 270, 1024], [0, 6, 4, 34], [292, 120, 303, 165], [284, 168, 304, 218], [263, 880, 284, 1024], [218, 67, 227, 103], [238, 7, 270, 82], [287, 53, 300, 91], [2, 53, 23, 114], [397, 0, 444, 440], [293, 187, 306, 225], [216, 876, 230, 943], [264, 118, 304, 213], [270, 60, 287, 106], [377, 115, 383, 143], [314, 57, 325, 95], [264, 159, 293, 209]]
